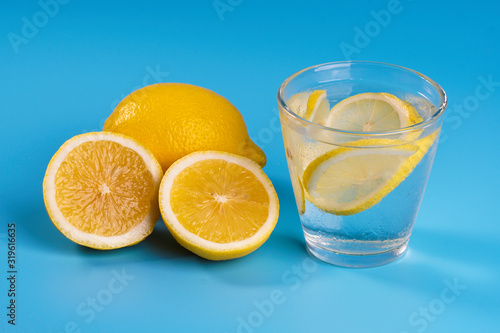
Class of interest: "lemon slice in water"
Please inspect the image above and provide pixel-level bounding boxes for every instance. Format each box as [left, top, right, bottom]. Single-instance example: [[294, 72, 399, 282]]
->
[[305, 90, 330, 125], [287, 163, 305, 215], [287, 90, 330, 125], [303, 133, 437, 215], [287, 92, 310, 118], [325, 92, 423, 131]]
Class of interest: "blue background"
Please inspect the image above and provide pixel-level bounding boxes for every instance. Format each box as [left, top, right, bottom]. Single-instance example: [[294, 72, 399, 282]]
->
[[1, 0, 499, 332]]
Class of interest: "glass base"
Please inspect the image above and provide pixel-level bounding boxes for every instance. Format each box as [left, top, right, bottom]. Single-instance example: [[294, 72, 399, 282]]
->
[[306, 239, 409, 268]]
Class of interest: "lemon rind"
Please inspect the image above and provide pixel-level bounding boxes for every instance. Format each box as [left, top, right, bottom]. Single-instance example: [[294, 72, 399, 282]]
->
[[306, 90, 330, 124]]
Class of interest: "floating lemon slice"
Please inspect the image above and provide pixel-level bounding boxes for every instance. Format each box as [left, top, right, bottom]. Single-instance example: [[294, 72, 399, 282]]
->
[[305, 90, 330, 125], [287, 92, 310, 118], [287, 163, 305, 215], [43, 132, 163, 249], [159, 151, 279, 260], [287, 90, 330, 125], [325, 92, 423, 131], [303, 133, 437, 215]]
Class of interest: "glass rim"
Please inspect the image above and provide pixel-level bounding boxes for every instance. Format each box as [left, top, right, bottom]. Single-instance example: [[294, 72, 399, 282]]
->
[[277, 60, 448, 136]]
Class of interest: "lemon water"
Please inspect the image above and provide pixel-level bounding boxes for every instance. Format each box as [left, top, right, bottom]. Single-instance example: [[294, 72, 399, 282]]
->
[[296, 138, 438, 258], [278, 61, 446, 267]]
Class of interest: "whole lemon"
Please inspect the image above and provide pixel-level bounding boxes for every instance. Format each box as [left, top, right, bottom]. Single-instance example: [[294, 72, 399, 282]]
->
[[103, 83, 266, 171]]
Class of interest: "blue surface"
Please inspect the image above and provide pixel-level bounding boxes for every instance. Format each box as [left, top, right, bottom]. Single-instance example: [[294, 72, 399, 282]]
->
[[1, 0, 499, 332]]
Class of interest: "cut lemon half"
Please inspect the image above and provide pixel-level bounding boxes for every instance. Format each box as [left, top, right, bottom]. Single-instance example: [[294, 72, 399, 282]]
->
[[159, 151, 279, 260], [43, 132, 163, 249], [325, 92, 423, 131], [303, 132, 437, 215]]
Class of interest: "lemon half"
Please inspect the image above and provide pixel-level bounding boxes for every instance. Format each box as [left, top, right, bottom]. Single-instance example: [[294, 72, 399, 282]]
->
[[159, 151, 279, 260], [43, 132, 163, 249]]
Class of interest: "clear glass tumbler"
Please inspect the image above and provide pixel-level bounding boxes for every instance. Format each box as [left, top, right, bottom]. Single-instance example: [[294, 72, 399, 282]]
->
[[277, 61, 447, 267]]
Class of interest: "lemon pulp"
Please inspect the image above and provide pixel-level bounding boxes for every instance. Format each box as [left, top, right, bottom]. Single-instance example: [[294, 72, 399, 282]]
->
[[159, 151, 279, 260], [325, 92, 423, 131], [170, 159, 269, 243], [54, 140, 156, 237]]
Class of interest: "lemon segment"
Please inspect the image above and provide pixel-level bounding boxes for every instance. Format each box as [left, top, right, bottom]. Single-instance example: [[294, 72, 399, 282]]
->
[[325, 92, 423, 132], [303, 132, 438, 215], [43, 132, 163, 249], [159, 151, 279, 260]]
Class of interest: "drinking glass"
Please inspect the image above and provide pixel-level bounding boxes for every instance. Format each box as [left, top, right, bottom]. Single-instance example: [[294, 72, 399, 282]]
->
[[277, 61, 447, 267]]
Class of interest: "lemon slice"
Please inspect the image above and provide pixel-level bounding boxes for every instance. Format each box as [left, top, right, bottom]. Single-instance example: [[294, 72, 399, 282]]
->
[[305, 90, 330, 125], [287, 163, 305, 215], [287, 92, 310, 117], [43, 132, 163, 249], [325, 92, 423, 131], [303, 132, 437, 215], [159, 151, 279, 260], [287, 90, 330, 124]]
